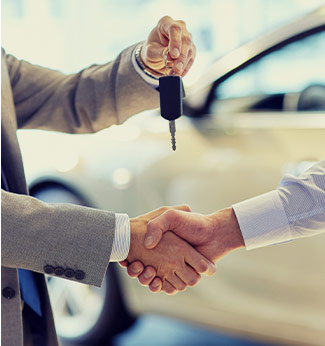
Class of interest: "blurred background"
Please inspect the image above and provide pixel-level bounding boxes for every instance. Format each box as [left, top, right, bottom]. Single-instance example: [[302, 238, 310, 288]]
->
[[2, 0, 324, 82], [2, 1, 325, 346]]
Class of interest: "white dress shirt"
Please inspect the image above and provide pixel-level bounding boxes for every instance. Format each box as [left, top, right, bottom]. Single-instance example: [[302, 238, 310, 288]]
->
[[233, 159, 325, 250]]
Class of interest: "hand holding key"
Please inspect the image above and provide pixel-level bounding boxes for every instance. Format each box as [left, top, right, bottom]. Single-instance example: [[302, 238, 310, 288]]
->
[[141, 16, 196, 77], [139, 16, 195, 150]]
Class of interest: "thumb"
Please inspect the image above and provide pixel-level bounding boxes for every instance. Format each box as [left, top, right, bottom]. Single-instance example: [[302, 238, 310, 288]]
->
[[144, 220, 163, 249], [145, 209, 183, 249]]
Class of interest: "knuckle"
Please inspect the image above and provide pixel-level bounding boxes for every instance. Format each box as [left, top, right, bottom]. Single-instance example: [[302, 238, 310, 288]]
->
[[179, 52, 187, 61], [159, 15, 171, 24], [181, 204, 191, 211], [170, 23, 182, 32], [147, 220, 154, 231], [183, 35, 192, 45], [177, 20, 186, 26], [165, 208, 176, 220]]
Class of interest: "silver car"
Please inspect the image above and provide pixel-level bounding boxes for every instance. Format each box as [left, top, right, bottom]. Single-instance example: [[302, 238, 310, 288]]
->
[[19, 6, 325, 346]]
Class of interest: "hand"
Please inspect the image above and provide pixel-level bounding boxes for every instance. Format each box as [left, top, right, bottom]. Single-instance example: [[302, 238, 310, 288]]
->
[[120, 204, 191, 293], [141, 16, 196, 77], [124, 207, 216, 295], [135, 208, 245, 291], [145, 208, 245, 262]]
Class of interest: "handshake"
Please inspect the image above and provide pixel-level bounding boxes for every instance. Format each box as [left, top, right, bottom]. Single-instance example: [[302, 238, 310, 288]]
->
[[120, 205, 245, 294]]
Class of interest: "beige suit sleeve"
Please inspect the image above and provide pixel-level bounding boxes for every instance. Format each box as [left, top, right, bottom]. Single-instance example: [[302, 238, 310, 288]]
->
[[5, 43, 159, 133], [1, 190, 115, 287]]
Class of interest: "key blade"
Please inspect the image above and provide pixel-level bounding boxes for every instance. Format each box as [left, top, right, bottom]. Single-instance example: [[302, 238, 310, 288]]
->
[[169, 120, 176, 151]]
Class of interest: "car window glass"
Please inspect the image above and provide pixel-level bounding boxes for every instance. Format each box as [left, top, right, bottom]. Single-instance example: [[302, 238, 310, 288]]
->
[[216, 30, 325, 102]]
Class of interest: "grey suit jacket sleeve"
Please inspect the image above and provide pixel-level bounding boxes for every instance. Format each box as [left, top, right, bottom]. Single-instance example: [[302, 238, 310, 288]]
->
[[2, 190, 115, 287], [6, 43, 159, 133], [2, 44, 159, 287]]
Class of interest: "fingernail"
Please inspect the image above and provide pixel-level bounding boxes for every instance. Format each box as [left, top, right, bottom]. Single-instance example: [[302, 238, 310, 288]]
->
[[171, 48, 180, 57], [143, 269, 154, 279], [132, 263, 142, 273], [152, 280, 159, 287], [176, 62, 184, 71], [205, 262, 216, 276], [144, 236, 154, 247]]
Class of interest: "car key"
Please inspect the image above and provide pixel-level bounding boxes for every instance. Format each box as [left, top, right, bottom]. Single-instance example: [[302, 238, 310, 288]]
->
[[159, 51, 185, 151], [159, 75, 184, 150]]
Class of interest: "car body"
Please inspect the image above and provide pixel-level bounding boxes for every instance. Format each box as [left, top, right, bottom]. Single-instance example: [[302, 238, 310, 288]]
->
[[19, 6, 325, 346]]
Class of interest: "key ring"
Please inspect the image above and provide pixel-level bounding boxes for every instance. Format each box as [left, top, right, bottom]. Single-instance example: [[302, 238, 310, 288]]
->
[[164, 51, 172, 75]]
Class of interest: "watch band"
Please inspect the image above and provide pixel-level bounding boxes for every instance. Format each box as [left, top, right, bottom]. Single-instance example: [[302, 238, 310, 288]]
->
[[134, 44, 163, 80]]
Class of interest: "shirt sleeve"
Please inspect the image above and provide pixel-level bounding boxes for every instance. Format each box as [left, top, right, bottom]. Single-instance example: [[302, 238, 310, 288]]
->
[[110, 213, 130, 261], [232, 159, 325, 250]]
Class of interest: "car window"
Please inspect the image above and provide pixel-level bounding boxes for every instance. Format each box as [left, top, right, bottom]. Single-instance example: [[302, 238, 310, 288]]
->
[[214, 29, 325, 111]]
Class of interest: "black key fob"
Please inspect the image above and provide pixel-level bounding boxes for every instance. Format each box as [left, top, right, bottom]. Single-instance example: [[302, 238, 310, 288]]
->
[[159, 75, 185, 121]]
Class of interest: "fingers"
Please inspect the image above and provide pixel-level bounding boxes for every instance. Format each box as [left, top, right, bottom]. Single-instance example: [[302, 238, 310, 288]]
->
[[176, 265, 201, 287], [145, 209, 182, 249], [168, 273, 187, 292], [173, 34, 196, 76], [174, 204, 191, 212], [158, 16, 196, 76], [125, 261, 162, 293], [119, 260, 129, 268], [126, 261, 144, 278], [185, 247, 216, 277], [162, 280, 177, 295], [137, 266, 156, 286], [159, 16, 182, 58], [167, 23, 183, 59], [182, 56, 195, 78], [160, 268, 200, 294], [142, 204, 191, 222], [149, 277, 163, 293]]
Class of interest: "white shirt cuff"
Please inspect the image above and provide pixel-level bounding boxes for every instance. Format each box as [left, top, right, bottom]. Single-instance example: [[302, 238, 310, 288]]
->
[[132, 47, 160, 88], [110, 213, 130, 262], [232, 190, 293, 250]]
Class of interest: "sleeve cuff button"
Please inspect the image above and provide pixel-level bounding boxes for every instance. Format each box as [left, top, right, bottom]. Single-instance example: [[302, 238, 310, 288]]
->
[[54, 267, 64, 276], [64, 268, 75, 278], [75, 270, 85, 280], [44, 265, 55, 274]]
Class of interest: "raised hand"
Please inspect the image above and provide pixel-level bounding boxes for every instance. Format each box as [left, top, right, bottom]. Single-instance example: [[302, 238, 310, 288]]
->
[[141, 16, 196, 77]]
